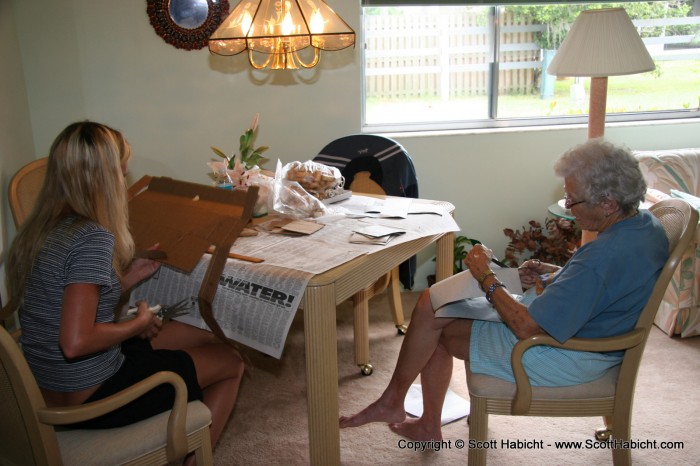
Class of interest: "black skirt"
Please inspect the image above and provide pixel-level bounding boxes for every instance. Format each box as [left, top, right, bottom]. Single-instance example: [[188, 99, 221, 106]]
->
[[70, 337, 203, 429]]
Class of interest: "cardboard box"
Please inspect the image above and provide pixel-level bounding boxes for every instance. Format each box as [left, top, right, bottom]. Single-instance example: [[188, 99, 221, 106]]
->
[[128, 176, 259, 347], [128, 176, 258, 272]]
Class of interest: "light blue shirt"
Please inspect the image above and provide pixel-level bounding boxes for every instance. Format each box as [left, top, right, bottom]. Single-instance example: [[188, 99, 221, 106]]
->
[[528, 209, 668, 343]]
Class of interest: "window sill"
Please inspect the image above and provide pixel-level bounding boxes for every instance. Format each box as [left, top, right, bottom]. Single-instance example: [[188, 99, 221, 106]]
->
[[369, 116, 700, 139]]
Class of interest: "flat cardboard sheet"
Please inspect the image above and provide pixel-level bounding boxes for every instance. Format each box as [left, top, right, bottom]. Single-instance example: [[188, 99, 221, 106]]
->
[[128, 176, 258, 272]]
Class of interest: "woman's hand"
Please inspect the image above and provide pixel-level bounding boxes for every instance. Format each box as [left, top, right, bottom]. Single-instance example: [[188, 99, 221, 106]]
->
[[132, 301, 162, 340], [465, 245, 545, 339], [518, 259, 560, 289], [464, 244, 493, 285], [122, 243, 162, 290], [518, 259, 542, 289]]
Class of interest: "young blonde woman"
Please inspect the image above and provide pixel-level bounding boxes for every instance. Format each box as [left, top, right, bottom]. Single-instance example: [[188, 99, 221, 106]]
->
[[5, 121, 243, 459]]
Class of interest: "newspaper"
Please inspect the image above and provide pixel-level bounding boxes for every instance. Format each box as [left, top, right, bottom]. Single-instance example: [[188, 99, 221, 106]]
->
[[131, 195, 460, 359], [130, 257, 312, 359]]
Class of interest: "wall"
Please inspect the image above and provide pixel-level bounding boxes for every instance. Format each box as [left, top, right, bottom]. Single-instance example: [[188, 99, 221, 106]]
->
[[4, 1, 700, 289], [0, 0, 36, 302]]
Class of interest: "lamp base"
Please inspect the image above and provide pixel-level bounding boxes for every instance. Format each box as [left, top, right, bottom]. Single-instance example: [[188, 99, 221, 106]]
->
[[588, 76, 608, 139]]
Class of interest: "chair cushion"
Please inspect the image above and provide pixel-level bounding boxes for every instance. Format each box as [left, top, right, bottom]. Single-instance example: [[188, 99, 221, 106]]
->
[[635, 148, 700, 197], [467, 364, 619, 400], [635, 149, 700, 337], [56, 401, 211, 465]]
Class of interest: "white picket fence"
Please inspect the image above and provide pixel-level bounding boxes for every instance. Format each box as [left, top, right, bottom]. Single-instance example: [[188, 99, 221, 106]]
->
[[364, 12, 700, 99]]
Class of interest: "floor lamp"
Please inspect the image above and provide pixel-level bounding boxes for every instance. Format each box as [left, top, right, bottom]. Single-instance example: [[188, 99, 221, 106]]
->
[[546, 7, 655, 242]]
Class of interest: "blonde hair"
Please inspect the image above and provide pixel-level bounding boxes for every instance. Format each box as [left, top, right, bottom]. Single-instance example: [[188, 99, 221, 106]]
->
[[6, 121, 135, 310]]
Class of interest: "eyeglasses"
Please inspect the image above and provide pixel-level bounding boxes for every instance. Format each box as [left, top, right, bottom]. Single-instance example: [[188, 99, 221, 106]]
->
[[564, 193, 587, 209]]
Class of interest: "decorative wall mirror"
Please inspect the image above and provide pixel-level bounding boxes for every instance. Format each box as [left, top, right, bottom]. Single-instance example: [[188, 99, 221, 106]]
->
[[146, 0, 230, 51]]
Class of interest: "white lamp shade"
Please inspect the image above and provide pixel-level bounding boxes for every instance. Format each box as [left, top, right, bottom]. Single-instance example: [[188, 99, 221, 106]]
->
[[547, 8, 655, 77]]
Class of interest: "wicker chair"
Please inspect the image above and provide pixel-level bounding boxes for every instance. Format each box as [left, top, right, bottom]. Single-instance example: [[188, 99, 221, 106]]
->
[[0, 323, 213, 466], [8, 157, 48, 228]]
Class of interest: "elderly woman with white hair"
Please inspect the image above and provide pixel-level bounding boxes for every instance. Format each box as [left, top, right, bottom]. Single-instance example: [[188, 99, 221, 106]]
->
[[339, 138, 669, 442]]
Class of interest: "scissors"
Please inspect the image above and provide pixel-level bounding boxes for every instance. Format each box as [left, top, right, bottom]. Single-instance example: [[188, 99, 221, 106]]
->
[[124, 297, 194, 321]]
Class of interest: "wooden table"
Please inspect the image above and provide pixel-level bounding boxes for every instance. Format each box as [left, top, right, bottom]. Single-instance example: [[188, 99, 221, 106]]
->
[[300, 225, 455, 464], [134, 195, 457, 464]]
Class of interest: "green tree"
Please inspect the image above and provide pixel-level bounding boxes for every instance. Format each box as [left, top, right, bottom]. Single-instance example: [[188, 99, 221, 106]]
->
[[508, 1, 693, 49], [508, 4, 585, 49]]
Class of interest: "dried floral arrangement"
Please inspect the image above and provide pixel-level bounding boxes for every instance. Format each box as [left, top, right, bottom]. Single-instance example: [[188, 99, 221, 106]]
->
[[503, 217, 581, 267]]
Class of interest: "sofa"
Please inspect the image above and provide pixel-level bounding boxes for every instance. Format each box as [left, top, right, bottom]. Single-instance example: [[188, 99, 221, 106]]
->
[[635, 148, 700, 338]]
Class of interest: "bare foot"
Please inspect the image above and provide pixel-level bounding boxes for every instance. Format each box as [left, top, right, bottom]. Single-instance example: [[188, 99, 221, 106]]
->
[[339, 398, 406, 428], [389, 418, 442, 442]]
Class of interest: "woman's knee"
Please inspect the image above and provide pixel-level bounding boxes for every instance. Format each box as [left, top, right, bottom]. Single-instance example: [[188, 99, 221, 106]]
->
[[412, 289, 435, 319], [212, 344, 245, 378], [188, 343, 244, 385], [418, 288, 432, 307], [439, 320, 472, 360]]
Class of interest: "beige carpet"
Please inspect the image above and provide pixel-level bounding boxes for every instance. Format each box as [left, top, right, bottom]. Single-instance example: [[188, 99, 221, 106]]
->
[[214, 292, 700, 465]]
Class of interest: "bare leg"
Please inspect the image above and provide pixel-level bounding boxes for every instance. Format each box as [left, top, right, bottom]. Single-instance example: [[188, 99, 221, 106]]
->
[[339, 289, 456, 428], [388, 319, 473, 441], [152, 321, 244, 448], [151, 320, 218, 349], [389, 342, 452, 440], [184, 343, 244, 446]]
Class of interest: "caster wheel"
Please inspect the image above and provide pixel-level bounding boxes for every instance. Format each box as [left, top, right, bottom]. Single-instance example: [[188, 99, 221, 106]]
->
[[595, 428, 611, 441], [360, 364, 374, 376], [396, 324, 408, 335]]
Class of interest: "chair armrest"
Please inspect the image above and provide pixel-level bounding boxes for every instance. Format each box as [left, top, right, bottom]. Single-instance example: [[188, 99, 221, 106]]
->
[[510, 329, 646, 415], [37, 370, 189, 463]]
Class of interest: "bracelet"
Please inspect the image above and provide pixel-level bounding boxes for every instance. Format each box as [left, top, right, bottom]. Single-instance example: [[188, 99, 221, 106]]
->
[[535, 273, 551, 295], [476, 270, 495, 289], [485, 281, 505, 304]]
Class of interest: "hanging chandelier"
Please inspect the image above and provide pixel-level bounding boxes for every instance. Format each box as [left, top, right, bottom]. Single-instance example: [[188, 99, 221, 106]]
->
[[208, 0, 355, 70]]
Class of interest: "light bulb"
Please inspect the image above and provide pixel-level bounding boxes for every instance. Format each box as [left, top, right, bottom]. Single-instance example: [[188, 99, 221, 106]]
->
[[241, 11, 252, 35], [281, 11, 294, 35], [309, 9, 324, 34]]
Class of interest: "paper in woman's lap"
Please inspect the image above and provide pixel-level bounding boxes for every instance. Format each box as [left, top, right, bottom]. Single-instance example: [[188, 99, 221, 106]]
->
[[430, 266, 536, 321]]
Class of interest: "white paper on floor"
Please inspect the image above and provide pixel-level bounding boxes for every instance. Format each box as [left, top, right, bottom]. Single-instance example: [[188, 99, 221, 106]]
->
[[404, 383, 470, 426]]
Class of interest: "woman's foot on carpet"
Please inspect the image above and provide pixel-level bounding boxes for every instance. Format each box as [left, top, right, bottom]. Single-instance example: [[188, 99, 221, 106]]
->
[[389, 417, 442, 442], [339, 399, 406, 428]]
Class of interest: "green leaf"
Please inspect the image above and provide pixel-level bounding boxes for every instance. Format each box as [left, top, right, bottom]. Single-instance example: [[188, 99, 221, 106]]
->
[[240, 129, 253, 150], [215, 120, 269, 171], [210, 146, 229, 160]]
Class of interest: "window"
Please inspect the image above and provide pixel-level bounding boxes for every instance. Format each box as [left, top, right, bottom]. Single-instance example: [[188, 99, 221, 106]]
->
[[361, 1, 700, 132]]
